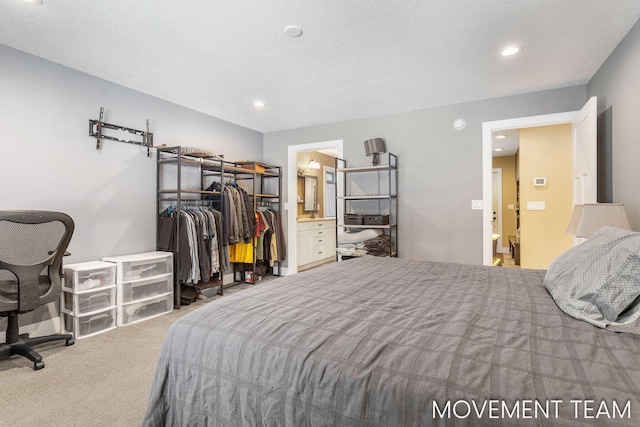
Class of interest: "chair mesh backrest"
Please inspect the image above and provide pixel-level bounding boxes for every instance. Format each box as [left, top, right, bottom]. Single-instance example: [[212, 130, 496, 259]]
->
[[0, 213, 72, 307], [0, 220, 66, 266]]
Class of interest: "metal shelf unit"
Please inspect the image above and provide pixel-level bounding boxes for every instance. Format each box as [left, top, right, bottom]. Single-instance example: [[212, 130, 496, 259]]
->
[[200, 161, 283, 284], [156, 146, 224, 308], [336, 152, 398, 258], [157, 148, 283, 303]]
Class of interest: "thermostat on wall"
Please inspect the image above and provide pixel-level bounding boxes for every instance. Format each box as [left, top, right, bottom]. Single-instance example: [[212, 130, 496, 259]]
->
[[533, 177, 547, 187]]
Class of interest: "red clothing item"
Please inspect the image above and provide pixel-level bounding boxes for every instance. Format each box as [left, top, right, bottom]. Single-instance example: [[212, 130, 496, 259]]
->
[[255, 211, 267, 237]]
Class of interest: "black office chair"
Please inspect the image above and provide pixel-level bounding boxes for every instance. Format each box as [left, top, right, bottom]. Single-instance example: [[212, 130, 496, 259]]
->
[[0, 211, 75, 370]]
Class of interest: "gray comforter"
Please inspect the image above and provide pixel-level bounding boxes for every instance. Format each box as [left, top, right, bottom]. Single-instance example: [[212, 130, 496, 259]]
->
[[143, 256, 640, 426]]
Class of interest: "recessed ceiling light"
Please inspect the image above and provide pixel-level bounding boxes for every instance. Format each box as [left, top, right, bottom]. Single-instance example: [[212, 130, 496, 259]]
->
[[22, 0, 43, 4], [494, 134, 507, 139], [284, 25, 303, 37], [501, 46, 521, 56], [253, 101, 266, 108], [494, 148, 504, 152]]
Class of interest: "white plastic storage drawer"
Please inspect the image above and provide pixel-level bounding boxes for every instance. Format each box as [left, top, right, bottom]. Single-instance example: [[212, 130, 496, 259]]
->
[[62, 306, 117, 339], [103, 251, 173, 283], [62, 285, 116, 315], [118, 293, 173, 326], [118, 273, 172, 304], [63, 261, 116, 292]]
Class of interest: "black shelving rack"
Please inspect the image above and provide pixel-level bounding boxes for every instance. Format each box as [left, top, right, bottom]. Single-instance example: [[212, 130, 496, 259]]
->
[[221, 162, 283, 283], [335, 152, 398, 259], [156, 146, 224, 308], [157, 148, 284, 305]]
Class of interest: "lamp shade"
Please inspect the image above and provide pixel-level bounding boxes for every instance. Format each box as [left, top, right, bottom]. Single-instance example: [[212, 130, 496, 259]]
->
[[364, 138, 386, 165], [364, 138, 385, 156], [566, 203, 631, 238]]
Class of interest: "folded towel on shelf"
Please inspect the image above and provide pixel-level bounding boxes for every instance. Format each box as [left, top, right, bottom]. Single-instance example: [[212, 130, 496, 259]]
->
[[337, 243, 368, 257], [364, 234, 391, 256]]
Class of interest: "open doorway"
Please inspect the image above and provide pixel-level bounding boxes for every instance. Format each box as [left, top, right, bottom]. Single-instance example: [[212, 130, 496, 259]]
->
[[482, 98, 598, 266], [491, 168, 503, 248], [287, 140, 344, 275], [492, 130, 518, 267]]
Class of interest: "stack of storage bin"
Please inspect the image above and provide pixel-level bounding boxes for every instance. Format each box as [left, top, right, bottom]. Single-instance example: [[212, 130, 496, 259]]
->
[[102, 251, 173, 326], [61, 261, 117, 339]]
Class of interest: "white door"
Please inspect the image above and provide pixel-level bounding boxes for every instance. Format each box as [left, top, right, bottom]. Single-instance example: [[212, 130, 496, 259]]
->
[[572, 96, 598, 206]]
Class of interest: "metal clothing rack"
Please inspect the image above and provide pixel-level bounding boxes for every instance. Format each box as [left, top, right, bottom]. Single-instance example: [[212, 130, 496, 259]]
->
[[156, 146, 224, 307], [89, 107, 154, 156], [157, 147, 283, 305], [229, 162, 283, 284]]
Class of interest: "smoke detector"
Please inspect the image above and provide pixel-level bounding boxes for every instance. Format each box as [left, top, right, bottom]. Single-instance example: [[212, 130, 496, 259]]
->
[[284, 25, 303, 37]]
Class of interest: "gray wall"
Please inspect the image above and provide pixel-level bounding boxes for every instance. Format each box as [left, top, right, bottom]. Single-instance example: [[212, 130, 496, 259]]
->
[[0, 45, 262, 337], [588, 18, 640, 231], [264, 86, 587, 266], [0, 44, 262, 263]]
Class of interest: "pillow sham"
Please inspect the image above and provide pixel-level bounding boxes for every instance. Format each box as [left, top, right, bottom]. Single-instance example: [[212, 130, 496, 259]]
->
[[544, 226, 640, 330]]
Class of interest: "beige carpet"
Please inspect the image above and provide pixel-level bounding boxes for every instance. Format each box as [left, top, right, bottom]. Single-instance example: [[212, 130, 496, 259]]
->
[[0, 281, 264, 426]]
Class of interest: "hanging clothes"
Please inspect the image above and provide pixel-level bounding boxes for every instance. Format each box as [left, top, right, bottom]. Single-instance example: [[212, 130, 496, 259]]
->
[[204, 180, 285, 276], [253, 207, 286, 268], [158, 206, 224, 286], [158, 212, 191, 282]]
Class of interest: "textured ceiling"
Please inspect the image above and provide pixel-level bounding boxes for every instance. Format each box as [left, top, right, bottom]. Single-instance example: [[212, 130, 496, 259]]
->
[[1, 1, 639, 133]]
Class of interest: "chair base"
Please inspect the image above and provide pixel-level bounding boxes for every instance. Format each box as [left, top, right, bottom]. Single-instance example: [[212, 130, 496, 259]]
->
[[0, 332, 75, 370]]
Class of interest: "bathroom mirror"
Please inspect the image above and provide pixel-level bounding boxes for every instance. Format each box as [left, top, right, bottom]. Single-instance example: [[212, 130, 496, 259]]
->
[[304, 175, 318, 212]]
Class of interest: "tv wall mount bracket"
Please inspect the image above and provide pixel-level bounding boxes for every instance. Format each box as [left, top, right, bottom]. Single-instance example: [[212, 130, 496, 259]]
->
[[89, 107, 154, 157]]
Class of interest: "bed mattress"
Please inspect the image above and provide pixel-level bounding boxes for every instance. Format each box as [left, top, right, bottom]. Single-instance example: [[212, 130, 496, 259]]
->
[[143, 256, 640, 426]]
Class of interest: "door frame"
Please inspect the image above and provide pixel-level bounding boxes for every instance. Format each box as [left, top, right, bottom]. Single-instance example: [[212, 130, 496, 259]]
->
[[482, 111, 577, 265], [287, 140, 344, 275]]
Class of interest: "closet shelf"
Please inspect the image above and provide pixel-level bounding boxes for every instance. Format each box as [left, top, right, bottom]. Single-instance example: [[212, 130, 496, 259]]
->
[[156, 154, 265, 175], [201, 168, 279, 177], [337, 164, 396, 173], [338, 195, 397, 200], [157, 156, 204, 166], [226, 169, 280, 177], [250, 193, 279, 198], [158, 198, 217, 203], [158, 155, 229, 169], [338, 223, 397, 229], [158, 189, 220, 195]]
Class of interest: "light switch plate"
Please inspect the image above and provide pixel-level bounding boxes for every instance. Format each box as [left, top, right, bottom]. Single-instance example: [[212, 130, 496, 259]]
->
[[471, 200, 483, 210], [527, 201, 546, 210]]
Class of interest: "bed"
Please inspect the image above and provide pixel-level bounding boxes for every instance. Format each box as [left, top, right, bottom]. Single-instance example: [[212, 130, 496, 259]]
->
[[143, 227, 640, 426]]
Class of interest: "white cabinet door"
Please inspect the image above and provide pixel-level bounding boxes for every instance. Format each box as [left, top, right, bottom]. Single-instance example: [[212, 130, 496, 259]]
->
[[296, 229, 315, 266]]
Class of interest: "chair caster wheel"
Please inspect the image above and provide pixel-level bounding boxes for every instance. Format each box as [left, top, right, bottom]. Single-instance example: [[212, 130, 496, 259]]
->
[[34, 361, 45, 370], [66, 338, 75, 346]]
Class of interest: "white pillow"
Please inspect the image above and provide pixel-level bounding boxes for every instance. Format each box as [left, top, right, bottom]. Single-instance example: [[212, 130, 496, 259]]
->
[[544, 226, 640, 330], [337, 228, 383, 244]]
